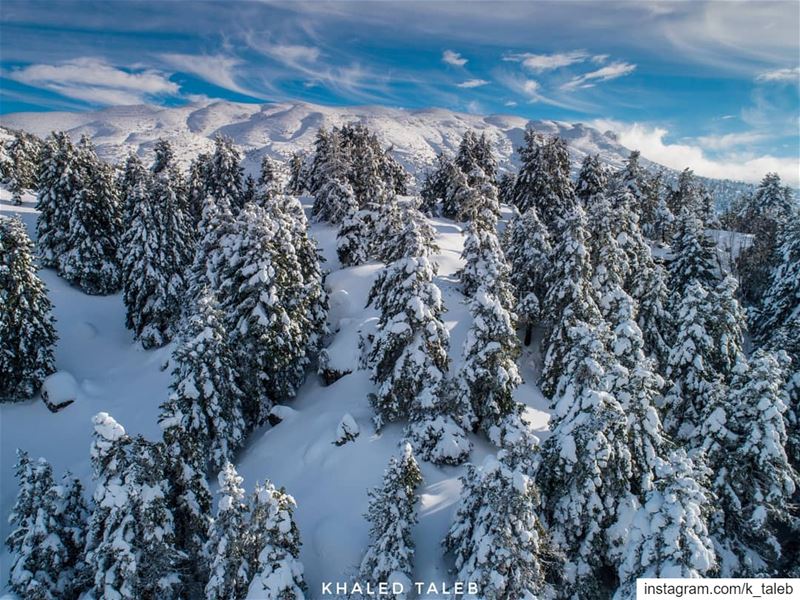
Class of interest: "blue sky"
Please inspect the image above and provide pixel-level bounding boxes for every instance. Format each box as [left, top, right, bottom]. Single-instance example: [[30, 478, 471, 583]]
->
[[1, 1, 798, 184]]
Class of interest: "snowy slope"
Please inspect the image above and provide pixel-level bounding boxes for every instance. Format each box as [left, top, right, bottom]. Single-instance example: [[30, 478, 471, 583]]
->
[[0, 189, 550, 596]]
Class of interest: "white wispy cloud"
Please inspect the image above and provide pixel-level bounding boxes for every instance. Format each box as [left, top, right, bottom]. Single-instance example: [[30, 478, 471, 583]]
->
[[159, 53, 257, 97], [456, 79, 489, 88], [5, 58, 179, 106], [694, 131, 769, 151], [442, 49, 467, 67], [592, 119, 800, 187], [756, 67, 800, 83], [562, 61, 636, 90], [259, 43, 321, 64], [503, 50, 589, 72]]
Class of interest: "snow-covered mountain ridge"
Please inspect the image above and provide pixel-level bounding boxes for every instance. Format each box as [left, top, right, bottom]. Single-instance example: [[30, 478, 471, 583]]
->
[[0, 100, 754, 204]]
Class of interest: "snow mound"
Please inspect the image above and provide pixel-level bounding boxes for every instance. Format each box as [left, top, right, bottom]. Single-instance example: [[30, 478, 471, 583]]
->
[[41, 371, 78, 405]]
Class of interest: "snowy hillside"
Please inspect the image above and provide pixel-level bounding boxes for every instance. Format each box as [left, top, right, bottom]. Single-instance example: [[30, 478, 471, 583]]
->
[[0, 189, 550, 596], [0, 100, 754, 205]]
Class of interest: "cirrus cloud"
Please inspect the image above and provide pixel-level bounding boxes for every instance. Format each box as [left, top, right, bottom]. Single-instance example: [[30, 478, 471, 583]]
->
[[561, 61, 637, 90], [5, 58, 179, 106], [456, 79, 489, 88]]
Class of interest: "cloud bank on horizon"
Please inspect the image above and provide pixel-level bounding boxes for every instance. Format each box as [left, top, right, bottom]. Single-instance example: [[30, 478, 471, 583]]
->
[[0, 0, 798, 185]]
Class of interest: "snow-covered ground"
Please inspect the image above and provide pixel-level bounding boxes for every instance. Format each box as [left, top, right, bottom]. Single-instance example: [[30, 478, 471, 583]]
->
[[0, 188, 550, 596]]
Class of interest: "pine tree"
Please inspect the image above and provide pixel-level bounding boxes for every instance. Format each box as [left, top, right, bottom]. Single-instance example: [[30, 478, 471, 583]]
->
[[59, 140, 123, 294], [36, 132, 80, 268], [0, 216, 58, 401], [540, 208, 603, 398], [187, 152, 212, 225], [616, 150, 648, 214], [208, 136, 244, 211], [636, 263, 671, 371], [735, 173, 795, 306], [707, 275, 746, 382], [702, 351, 799, 574], [505, 207, 551, 344], [662, 282, 723, 443], [358, 444, 422, 598], [667, 168, 704, 220], [538, 324, 634, 597], [286, 151, 306, 196], [497, 172, 515, 207], [205, 463, 251, 600], [337, 207, 374, 267], [587, 193, 629, 318], [613, 451, 715, 598], [246, 482, 306, 599], [669, 209, 720, 302], [460, 222, 512, 306], [366, 254, 450, 429], [6, 452, 89, 600], [575, 154, 607, 208], [511, 134, 576, 232], [7, 131, 40, 205], [459, 286, 523, 433], [419, 153, 453, 215], [160, 290, 246, 472], [121, 146, 193, 348], [441, 160, 471, 221], [85, 412, 184, 599], [444, 451, 555, 600], [120, 152, 147, 227], [755, 211, 800, 342], [160, 410, 213, 599], [379, 203, 439, 263]]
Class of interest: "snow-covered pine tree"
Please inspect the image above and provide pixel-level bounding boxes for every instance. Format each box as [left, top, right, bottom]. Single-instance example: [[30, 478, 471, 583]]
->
[[0, 216, 57, 401], [246, 482, 306, 599], [257, 155, 283, 199], [538, 323, 634, 598], [701, 350, 799, 575], [207, 136, 244, 212], [121, 147, 193, 348], [286, 151, 306, 196], [612, 450, 715, 599], [343, 124, 390, 207], [7, 131, 40, 205], [419, 153, 453, 216], [755, 209, 800, 342], [540, 207, 603, 399], [505, 206, 551, 345], [511, 133, 577, 232], [119, 152, 148, 226], [667, 168, 703, 220], [217, 206, 295, 420], [669, 209, 720, 303], [159, 407, 213, 598], [5, 453, 89, 600], [366, 253, 450, 429], [85, 412, 184, 599], [460, 221, 513, 307], [379, 202, 439, 264], [459, 286, 522, 434], [735, 173, 795, 306], [311, 130, 358, 224], [444, 451, 555, 600], [441, 161, 472, 221], [636, 263, 672, 371], [616, 150, 648, 214], [337, 207, 375, 267], [707, 275, 746, 382], [36, 132, 80, 268], [575, 154, 607, 208], [587, 193, 629, 319], [497, 172, 515, 207], [187, 152, 212, 225], [59, 140, 123, 294], [604, 290, 668, 496], [662, 281, 723, 443], [160, 290, 246, 471], [205, 463, 251, 600], [358, 444, 422, 598], [473, 133, 497, 183]]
